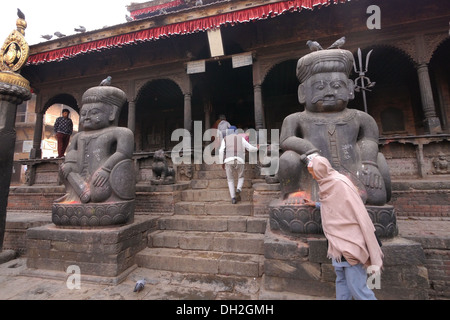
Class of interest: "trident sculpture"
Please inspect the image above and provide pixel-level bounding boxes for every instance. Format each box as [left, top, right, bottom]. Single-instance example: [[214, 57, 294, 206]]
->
[[353, 48, 375, 113]]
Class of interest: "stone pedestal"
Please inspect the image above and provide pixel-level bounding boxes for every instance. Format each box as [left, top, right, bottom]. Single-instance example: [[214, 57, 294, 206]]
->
[[263, 226, 430, 299], [24, 216, 157, 284], [268, 200, 398, 239]]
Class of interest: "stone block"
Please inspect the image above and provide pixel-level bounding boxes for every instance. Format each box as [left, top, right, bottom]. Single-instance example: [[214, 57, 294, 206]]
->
[[308, 237, 329, 263], [264, 229, 309, 260], [24, 216, 157, 283], [382, 237, 426, 266]]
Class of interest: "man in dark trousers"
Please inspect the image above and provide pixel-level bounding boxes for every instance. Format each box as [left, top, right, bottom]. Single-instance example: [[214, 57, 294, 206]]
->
[[54, 108, 73, 158]]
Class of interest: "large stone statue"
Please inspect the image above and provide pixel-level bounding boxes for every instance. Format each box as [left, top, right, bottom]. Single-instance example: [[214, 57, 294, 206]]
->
[[52, 85, 135, 227], [279, 49, 391, 206], [270, 48, 396, 238]]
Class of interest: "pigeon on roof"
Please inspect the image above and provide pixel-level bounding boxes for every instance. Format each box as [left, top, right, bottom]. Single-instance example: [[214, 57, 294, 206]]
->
[[74, 26, 86, 33], [54, 31, 66, 38], [41, 35, 53, 41]]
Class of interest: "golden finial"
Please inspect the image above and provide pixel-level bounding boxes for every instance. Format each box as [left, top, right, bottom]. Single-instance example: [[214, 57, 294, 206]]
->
[[0, 8, 30, 90]]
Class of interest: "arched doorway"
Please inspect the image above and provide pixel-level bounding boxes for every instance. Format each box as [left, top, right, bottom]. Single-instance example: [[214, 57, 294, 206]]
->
[[262, 59, 299, 131], [135, 79, 184, 151], [43, 93, 80, 158], [430, 38, 450, 133], [191, 59, 254, 131], [349, 46, 422, 136]]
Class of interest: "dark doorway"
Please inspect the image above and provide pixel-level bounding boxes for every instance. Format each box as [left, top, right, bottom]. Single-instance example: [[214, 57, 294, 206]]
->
[[191, 58, 254, 130], [135, 79, 184, 151]]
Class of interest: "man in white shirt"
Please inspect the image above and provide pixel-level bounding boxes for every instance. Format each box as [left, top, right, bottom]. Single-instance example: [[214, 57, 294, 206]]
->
[[219, 126, 258, 204]]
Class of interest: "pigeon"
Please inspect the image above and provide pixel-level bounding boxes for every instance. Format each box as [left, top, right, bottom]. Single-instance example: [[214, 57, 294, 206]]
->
[[125, 15, 133, 22], [99, 76, 112, 86], [41, 34, 53, 41], [195, 0, 203, 6], [327, 36, 346, 49], [54, 32, 66, 38], [134, 279, 146, 292], [74, 26, 86, 33], [17, 8, 25, 19], [306, 40, 323, 51]]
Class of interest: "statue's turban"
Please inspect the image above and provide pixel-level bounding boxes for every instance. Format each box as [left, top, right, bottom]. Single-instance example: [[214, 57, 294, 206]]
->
[[82, 86, 127, 110], [296, 49, 354, 83]]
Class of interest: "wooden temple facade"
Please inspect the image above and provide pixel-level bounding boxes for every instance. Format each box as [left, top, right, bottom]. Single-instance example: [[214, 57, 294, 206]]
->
[[14, 0, 450, 210]]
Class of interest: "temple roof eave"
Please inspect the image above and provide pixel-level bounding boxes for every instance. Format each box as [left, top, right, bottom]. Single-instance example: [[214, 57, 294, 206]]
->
[[27, 0, 350, 65]]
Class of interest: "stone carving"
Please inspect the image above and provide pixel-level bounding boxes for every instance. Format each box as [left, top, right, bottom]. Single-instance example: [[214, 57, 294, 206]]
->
[[270, 48, 396, 238], [151, 149, 175, 185], [52, 85, 135, 227], [432, 153, 448, 174]]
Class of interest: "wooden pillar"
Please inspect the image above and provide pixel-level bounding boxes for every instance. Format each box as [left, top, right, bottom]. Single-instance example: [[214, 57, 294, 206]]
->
[[128, 100, 136, 133], [416, 63, 442, 134], [30, 111, 44, 159], [252, 59, 265, 130], [184, 93, 192, 133]]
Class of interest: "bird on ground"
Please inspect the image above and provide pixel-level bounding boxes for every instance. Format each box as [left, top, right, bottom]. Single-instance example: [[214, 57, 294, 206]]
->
[[17, 8, 25, 19], [306, 40, 323, 51], [54, 32, 66, 38], [99, 76, 112, 86], [74, 26, 86, 33], [41, 35, 53, 41], [327, 36, 346, 49], [134, 279, 146, 293]]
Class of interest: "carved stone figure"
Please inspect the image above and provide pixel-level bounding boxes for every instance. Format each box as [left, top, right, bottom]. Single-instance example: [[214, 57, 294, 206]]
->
[[151, 149, 175, 185], [432, 153, 448, 174], [270, 49, 396, 238], [52, 85, 135, 227], [278, 49, 391, 206]]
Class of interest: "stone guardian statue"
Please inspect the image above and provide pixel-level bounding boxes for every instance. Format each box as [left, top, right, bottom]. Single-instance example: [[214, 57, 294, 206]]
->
[[52, 85, 135, 227]]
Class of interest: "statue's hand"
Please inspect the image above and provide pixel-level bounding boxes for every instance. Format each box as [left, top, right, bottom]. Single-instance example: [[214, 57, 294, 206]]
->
[[361, 163, 383, 190], [61, 163, 76, 179], [93, 167, 110, 187]]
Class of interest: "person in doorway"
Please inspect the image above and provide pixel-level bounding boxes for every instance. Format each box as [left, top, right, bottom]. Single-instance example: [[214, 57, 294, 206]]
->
[[219, 126, 258, 204], [217, 114, 230, 139], [305, 154, 383, 300], [53, 108, 73, 158]]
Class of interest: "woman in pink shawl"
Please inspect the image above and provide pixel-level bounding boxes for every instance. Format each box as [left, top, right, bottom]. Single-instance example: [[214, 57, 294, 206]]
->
[[306, 155, 383, 300]]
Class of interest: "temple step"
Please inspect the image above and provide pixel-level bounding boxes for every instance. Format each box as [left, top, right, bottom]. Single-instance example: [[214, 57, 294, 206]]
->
[[180, 189, 253, 202], [174, 201, 253, 215], [136, 247, 264, 277], [157, 215, 267, 233], [149, 230, 265, 254]]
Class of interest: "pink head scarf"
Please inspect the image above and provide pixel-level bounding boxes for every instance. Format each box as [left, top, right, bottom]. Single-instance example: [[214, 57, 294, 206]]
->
[[310, 155, 383, 269]]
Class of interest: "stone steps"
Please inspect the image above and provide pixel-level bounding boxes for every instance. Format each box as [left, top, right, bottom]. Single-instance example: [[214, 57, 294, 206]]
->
[[157, 215, 267, 233], [174, 201, 254, 215], [149, 230, 265, 254], [136, 247, 264, 277], [136, 162, 267, 280], [180, 189, 253, 202]]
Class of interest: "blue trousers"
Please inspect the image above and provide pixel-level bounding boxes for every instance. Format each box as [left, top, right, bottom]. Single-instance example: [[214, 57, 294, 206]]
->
[[332, 260, 377, 300]]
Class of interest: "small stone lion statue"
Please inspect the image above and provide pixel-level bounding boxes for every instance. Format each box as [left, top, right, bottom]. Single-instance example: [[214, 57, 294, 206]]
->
[[151, 149, 175, 185]]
